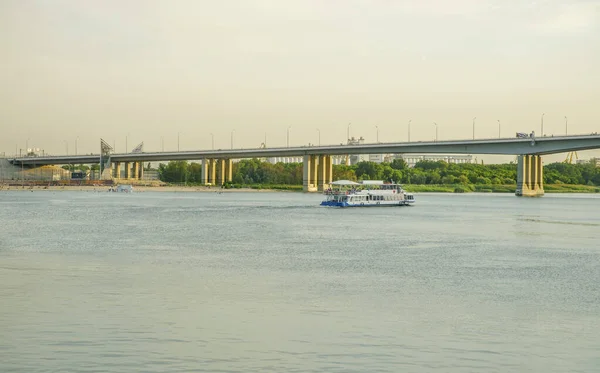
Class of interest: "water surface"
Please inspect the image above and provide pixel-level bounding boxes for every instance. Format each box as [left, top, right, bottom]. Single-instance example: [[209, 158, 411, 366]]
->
[[1, 191, 599, 372]]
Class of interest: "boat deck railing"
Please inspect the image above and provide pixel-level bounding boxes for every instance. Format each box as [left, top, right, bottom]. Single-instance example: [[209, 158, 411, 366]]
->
[[324, 187, 404, 195]]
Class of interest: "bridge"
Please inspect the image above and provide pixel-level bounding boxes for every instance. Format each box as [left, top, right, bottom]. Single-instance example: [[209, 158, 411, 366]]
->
[[10, 134, 600, 196]]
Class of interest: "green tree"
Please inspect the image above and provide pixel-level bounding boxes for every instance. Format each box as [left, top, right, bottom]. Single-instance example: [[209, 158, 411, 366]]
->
[[390, 158, 408, 170]]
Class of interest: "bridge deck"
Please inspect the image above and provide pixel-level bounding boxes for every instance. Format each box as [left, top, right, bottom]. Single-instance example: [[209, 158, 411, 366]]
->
[[10, 134, 600, 166]]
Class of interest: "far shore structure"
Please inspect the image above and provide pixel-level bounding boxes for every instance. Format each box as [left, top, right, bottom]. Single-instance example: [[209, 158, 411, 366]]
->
[[5, 134, 600, 197]]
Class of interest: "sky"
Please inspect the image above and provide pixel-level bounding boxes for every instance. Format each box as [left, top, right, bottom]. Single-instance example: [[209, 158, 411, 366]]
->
[[1, 0, 599, 163]]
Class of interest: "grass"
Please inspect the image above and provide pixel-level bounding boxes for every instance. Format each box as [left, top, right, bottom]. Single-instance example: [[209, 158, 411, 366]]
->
[[404, 184, 600, 194], [544, 184, 600, 193]]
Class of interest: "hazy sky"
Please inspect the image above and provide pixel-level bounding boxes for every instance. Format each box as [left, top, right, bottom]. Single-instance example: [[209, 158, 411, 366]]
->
[[1, 0, 599, 162]]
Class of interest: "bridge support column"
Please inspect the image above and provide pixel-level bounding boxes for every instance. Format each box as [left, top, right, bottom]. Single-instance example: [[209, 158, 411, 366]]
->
[[115, 162, 121, 179], [210, 159, 217, 185], [138, 162, 144, 180], [225, 159, 233, 183], [317, 155, 326, 191], [303, 155, 317, 192], [217, 159, 226, 186], [201, 159, 209, 185], [311, 155, 318, 190], [516, 155, 544, 197], [124, 162, 130, 179], [326, 155, 333, 184], [132, 162, 138, 181]]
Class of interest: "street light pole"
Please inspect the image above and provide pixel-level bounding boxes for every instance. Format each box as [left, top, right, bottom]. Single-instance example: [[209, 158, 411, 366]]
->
[[541, 113, 545, 136], [497, 120, 501, 138], [316, 129, 321, 146], [375, 125, 379, 143], [177, 132, 180, 151], [472, 117, 476, 140], [347, 123, 351, 142], [408, 120, 411, 142], [75, 136, 79, 155], [433, 122, 438, 141], [565, 116, 568, 135]]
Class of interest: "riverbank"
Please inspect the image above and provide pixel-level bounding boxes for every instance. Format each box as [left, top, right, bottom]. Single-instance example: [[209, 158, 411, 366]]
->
[[0, 184, 284, 193], [1, 183, 599, 193], [404, 184, 600, 193]]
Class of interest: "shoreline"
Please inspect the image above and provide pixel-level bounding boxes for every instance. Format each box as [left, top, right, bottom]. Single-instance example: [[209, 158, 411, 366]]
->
[[0, 184, 285, 193], [1, 183, 599, 194]]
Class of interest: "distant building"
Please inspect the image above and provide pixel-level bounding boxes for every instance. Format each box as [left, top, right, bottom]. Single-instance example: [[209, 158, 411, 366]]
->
[[267, 156, 303, 164], [396, 154, 474, 168], [576, 158, 600, 166], [368, 154, 384, 163], [347, 136, 367, 165]]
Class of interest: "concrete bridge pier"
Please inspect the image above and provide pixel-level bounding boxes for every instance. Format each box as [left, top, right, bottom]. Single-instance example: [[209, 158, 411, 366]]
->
[[132, 162, 138, 181], [516, 155, 544, 197], [124, 162, 130, 179], [114, 162, 121, 179], [317, 155, 334, 192], [303, 155, 314, 192], [137, 162, 144, 180], [215, 159, 233, 186], [304, 155, 331, 192], [226, 159, 233, 183], [210, 159, 216, 184], [201, 159, 209, 184], [200, 158, 219, 185]]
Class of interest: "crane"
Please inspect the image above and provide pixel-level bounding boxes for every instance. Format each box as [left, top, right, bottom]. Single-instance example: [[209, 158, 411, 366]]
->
[[564, 152, 579, 164]]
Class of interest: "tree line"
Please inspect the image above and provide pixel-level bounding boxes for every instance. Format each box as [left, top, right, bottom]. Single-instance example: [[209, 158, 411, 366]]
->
[[155, 158, 600, 186]]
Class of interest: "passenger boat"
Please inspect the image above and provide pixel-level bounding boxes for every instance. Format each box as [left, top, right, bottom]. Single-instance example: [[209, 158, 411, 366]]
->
[[320, 180, 415, 207]]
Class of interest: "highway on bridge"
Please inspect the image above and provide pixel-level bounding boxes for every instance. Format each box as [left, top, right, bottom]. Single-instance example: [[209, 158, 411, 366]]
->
[[10, 134, 600, 166]]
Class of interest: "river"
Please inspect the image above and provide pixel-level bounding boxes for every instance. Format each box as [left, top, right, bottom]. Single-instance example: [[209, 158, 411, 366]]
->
[[1, 191, 599, 372]]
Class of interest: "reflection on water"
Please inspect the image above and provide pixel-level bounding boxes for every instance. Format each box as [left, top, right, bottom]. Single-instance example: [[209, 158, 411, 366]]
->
[[1, 191, 599, 372]]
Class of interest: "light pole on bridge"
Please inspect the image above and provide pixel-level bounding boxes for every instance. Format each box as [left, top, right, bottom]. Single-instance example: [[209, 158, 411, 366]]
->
[[472, 117, 476, 140], [177, 132, 180, 152], [433, 122, 438, 142], [375, 125, 379, 143], [497, 120, 501, 138], [565, 116, 568, 135], [75, 136, 79, 155], [347, 122, 351, 142], [287, 126, 291, 148], [408, 120, 411, 142], [541, 113, 545, 136]]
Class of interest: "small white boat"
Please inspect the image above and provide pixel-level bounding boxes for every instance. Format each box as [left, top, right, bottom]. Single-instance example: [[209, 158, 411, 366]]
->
[[109, 184, 134, 193], [320, 180, 415, 208]]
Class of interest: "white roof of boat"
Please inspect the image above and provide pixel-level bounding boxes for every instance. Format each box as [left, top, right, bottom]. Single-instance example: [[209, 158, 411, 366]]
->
[[330, 180, 360, 185], [360, 180, 384, 185]]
